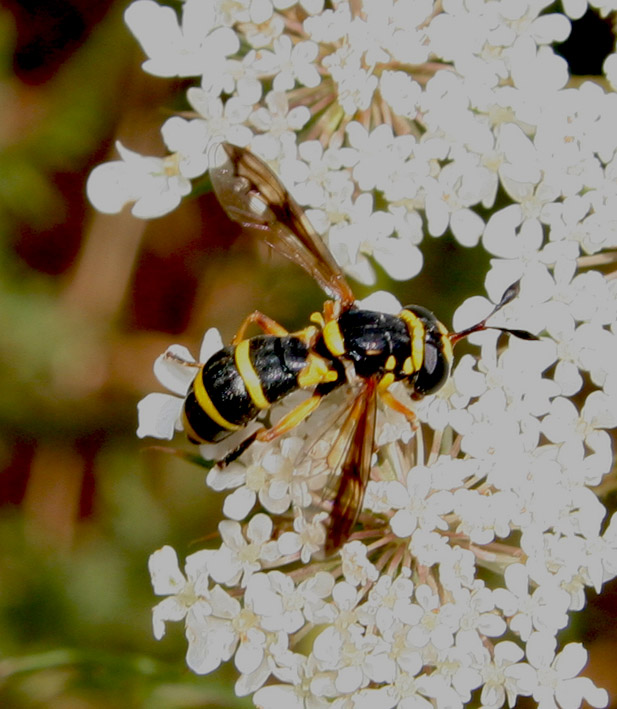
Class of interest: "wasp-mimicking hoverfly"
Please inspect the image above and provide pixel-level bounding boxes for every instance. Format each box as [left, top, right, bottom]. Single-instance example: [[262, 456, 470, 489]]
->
[[173, 143, 537, 554]]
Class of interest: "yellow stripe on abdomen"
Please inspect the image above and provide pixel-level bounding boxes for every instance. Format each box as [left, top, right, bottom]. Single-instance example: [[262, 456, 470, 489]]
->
[[192, 368, 241, 431], [234, 340, 270, 410]]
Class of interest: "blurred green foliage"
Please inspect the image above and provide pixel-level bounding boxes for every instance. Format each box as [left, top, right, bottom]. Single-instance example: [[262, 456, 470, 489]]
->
[[0, 3, 252, 706]]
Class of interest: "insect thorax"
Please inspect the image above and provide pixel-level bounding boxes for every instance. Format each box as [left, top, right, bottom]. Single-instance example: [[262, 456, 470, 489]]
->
[[318, 307, 452, 398]]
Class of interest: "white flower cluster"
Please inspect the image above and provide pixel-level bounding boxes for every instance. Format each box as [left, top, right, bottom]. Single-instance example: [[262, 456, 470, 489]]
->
[[88, 0, 617, 285], [139, 277, 615, 707], [149, 542, 610, 708], [88, 0, 617, 706]]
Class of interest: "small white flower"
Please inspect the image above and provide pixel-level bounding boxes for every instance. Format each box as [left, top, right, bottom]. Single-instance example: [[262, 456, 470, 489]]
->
[[149, 545, 213, 639], [493, 564, 570, 641], [388, 466, 454, 539], [264, 35, 321, 91], [250, 92, 310, 155], [478, 641, 537, 709], [125, 0, 239, 78], [277, 512, 326, 563], [340, 540, 378, 587], [209, 514, 277, 586], [526, 633, 608, 709], [401, 584, 460, 651], [379, 70, 421, 118], [356, 573, 415, 634], [327, 192, 395, 285], [87, 142, 192, 219], [136, 329, 223, 440], [454, 585, 506, 641], [185, 92, 253, 147]]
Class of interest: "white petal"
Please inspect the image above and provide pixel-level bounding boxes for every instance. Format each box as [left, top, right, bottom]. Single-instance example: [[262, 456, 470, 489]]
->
[[235, 639, 264, 674], [149, 545, 185, 594], [199, 328, 224, 362], [247, 513, 273, 543], [450, 208, 484, 247], [277, 531, 302, 555], [223, 486, 257, 520], [86, 161, 134, 214], [152, 597, 187, 639], [554, 642, 587, 679], [137, 393, 183, 439], [253, 685, 304, 709], [357, 290, 402, 314], [373, 238, 423, 280], [153, 345, 196, 394], [186, 618, 235, 674], [526, 632, 556, 668]]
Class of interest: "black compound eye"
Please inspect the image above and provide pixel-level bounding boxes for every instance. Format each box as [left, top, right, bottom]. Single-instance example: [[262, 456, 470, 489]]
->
[[412, 341, 450, 398], [402, 304, 451, 399]]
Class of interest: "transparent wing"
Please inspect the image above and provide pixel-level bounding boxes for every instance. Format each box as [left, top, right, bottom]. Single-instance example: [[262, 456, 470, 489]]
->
[[209, 142, 356, 308], [322, 377, 378, 554]]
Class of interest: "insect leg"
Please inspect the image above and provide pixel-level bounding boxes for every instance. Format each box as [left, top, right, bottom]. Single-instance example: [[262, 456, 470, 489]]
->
[[379, 386, 419, 431], [163, 351, 201, 367], [232, 310, 289, 344], [217, 391, 324, 468], [256, 391, 323, 442]]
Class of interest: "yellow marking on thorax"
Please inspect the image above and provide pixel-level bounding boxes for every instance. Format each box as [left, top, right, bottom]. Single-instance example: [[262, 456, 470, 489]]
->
[[234, 340, 270, 410], [378, 372, 395, 391], [192, 368, 241, 431], [385, 355, 396, 371], [323, 319, 346, 357], [437, 322, 453, 365], [294, 324, 319, 346], [297, 353, 338, 388], [399, 310, 425, 372]]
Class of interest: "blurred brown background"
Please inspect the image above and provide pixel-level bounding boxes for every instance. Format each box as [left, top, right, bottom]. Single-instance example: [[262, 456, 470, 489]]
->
[[0, 2, 615, 707]]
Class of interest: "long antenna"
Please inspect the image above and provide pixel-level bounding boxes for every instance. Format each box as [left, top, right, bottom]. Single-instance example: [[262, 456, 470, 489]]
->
[[449, 280, 539, 346]]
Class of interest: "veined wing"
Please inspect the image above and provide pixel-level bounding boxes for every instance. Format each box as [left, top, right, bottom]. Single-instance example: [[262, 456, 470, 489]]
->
[[323, 376, 378, 554], [209, 142, 356, 308]]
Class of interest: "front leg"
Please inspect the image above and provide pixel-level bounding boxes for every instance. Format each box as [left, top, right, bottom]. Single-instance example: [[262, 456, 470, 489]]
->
[[232, 310, 289, 344], [378, 376, 419, 431]]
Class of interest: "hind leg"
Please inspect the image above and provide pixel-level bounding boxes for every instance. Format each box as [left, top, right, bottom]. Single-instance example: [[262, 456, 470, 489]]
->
[[218, 391, 325, 467]]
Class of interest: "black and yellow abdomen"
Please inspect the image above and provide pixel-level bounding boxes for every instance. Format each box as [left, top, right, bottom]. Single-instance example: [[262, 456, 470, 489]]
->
[[183, 335, 312, 444]]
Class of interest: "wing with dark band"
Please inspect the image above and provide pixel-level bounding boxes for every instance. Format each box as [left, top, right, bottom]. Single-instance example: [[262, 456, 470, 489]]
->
[[324, 377, 378, 554], [209, 142, 356, 308]]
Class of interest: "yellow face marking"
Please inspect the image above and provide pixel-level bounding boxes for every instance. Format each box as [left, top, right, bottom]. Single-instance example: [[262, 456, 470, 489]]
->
[[385, 355, 396, 371], [234, 340, 270, 410], [192, 368, 241, 431], [298, 353, 336, 389], [310, 311, 325, 328], [323, 320, 346, 357], [437, 322, 453, 365], [400, 310, 425, 372], [403, 356, 414, 375]]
